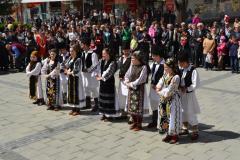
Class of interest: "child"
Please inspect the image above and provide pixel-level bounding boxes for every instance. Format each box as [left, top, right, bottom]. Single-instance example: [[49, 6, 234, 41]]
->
[[26, 51, 44, 105], [178, 53, 200, 140], [148, 45, 165, 129], [156, 58, 182, 144], [124, 51, 149, 131], [228, 36, 239, 73]]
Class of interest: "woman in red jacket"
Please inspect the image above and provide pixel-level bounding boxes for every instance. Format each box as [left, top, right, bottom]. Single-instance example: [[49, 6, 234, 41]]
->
[[217, 36, 227, 70], [36, 31, 47, 59]]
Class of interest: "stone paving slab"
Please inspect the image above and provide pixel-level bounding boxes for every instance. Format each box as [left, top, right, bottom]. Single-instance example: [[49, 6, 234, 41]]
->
[[0, 69, 240, 160]]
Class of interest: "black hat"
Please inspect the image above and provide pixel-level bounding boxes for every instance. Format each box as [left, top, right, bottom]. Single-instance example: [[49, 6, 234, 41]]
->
[[122, 41, 130, 50], [81, 37, 91, 46], [151, 45, 163, 57]]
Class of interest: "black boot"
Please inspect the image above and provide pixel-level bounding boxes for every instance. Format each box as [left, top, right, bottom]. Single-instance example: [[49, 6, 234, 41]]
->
[[83, 96, 91, 109], [63, 93, 67, 104], [147, 110, 158, 128], [38, 98, 45, 106], [91, 98, 99, 112], [33, 99, 40, 104]]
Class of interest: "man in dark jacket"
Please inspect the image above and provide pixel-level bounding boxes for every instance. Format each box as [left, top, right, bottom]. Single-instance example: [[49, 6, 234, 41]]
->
[[0, 34, 9, 71], [6, 42, 26, 71]]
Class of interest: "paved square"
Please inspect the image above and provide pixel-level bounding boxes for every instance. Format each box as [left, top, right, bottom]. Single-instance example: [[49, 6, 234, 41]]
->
[[0, 69, 239, 160]]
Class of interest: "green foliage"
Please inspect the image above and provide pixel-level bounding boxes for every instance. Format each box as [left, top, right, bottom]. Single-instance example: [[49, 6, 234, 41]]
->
[[12, 21, 19, 29], [23, 23, 32, 30], [0, 0, 14, 15], [0, 23, 5, 32]]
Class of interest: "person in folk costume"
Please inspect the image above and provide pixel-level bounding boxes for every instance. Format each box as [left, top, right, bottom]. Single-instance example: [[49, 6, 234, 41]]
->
[[117, 43, 132, 120], [65, 45, 85, 116], [147, 45, 165, 129], [95, 48, 119, 121], [59, 46, 70, 104], [178, 53, 200, 140], [26, 51, 44, 106], [156, 58, 182, 144], [124, 51, 150, 131], [41, 49, 62, 111], [80, 38, 99, 112]]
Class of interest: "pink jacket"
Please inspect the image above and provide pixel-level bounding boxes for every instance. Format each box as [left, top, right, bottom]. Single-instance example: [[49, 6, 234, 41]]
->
[[148, 25, 156, 38], [217, 42, 227, 56], [192, 17, 201, 25]]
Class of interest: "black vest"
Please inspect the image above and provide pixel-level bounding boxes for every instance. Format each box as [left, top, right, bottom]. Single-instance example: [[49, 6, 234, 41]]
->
[[82, 51, 93, 71], [181, 66, 195, 87], [101, 60, 115, 84], [151, 63, 164, 85], [119, 57, 131, 79]]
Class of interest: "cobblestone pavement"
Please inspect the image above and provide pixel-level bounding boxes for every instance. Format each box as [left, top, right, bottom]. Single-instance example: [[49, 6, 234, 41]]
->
[[0, 69, 239, 160]]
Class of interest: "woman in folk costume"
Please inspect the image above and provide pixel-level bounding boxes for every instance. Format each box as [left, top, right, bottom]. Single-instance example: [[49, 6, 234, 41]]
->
[[117, 43, 131, 118], [65, 45, 85, 116], [95, 48, 119, 121], [124, 51, 150, 131], [41, 49, 62, 111], [148, 45, 165, 129], [156, 58, 182, 144], [26, 51, 44, 106], [178, 53, 200, 141]]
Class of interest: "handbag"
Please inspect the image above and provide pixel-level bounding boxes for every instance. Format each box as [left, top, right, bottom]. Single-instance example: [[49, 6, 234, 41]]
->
[[205, 53, 212, 63], [237, 47, 240, 59]]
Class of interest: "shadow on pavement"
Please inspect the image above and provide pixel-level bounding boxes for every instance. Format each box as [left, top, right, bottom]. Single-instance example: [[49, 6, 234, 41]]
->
[[178, 123, 240, 144]]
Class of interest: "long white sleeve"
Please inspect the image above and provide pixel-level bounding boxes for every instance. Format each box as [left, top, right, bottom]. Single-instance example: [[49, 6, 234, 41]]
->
[[41, 60, 48, 75], [102, 61, 117, 82], [159, 75, 180, 98], [187, 69, 200, 92], [124, 64, 132, 83], [49, 63, 60, 79], [26, 64, 30, 74], [130, 65, 148, 89], [91, 52, 99, 68], [156, 77, 164, 90], [90, 52, 99, 77], [26, 62, 41, 76]]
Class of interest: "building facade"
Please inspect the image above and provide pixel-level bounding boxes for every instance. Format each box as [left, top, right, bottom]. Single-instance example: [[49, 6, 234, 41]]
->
[[17, 0, 240, 23]]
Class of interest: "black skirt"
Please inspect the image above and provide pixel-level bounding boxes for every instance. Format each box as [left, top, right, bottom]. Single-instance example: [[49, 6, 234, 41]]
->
[[68, 75, 79, 105], [99, 78, 116, 115]]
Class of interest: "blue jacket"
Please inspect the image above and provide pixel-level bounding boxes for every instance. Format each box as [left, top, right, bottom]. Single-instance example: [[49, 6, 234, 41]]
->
[[228, 42, 239, 57]]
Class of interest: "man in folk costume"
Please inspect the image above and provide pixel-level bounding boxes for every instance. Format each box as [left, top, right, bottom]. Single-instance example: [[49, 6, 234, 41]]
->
[[26, 51, 44, 106], [117, 43, 132, 119], [124, 51, 149, 131], [178, 53, 200, 140], [59, 46, 70, 104], [81, 38, 99, 112], [148, 45, 165, 129]]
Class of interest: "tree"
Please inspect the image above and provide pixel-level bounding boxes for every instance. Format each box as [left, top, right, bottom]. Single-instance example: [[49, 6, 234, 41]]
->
[[0, 0, 14, 16], [174, 0, 189, 23]]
